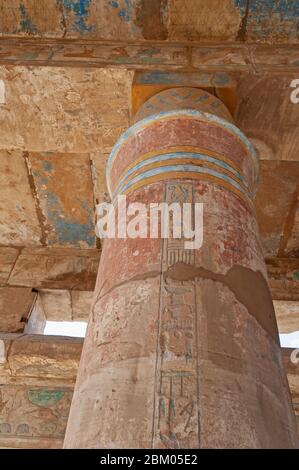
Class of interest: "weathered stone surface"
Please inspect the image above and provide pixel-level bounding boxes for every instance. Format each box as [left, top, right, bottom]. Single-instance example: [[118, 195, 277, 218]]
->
[[0, 0, 64, 37], [0, 333, 296, 450], [132, 71, 237, 117], [8, 247, 100, 291], [167, 0, 242, 42], [0, 1, 298, 43], [7, 334, 82, 380], [0, 68, 298, 267], [0, 334, 82, 449], [255, 161, 299, 257], [0, 38, 189, 70], [24, 295, 46, 335], [71, 290, 93, 321], [39, 289, 72, 322], [0, 150, 42, 246], [38, 289, 93, 321], [65, 89, 298, 449], [90, 151, 109, 205], [0, 247, 19, 284], [0, 1, 297, 451], [1, 39, 299, 72], [274, 301, 299, 334], [0, 384, 73, 447], [236, 76, 299, 163], [267, 258, 299, 302], [0, 66, 131, 154], [0, 287, 36, 333], [28, 152, 96, 248]]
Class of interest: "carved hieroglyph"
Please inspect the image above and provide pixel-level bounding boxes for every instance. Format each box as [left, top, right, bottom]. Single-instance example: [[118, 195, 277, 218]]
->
[[64, 88, 299, 449]]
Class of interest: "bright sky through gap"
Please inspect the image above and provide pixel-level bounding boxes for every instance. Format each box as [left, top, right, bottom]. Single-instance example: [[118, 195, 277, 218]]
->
[[44, 321, 87, 338], [280, 331, 299, 348]]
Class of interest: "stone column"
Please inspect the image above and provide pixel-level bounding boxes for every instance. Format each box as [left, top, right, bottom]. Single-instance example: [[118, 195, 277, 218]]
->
[[64, 88, 298, 449]]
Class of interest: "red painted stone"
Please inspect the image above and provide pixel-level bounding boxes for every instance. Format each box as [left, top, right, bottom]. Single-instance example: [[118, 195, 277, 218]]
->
[[64, 89, 298, 449]]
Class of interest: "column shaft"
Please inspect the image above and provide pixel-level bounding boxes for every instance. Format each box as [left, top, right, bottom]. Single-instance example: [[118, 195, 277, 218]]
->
[[64, 88, 298, 449]]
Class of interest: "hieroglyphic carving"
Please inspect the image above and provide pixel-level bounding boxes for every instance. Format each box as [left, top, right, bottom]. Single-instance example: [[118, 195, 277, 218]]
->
[[153, 183, 199, 449], [0, 386, 73, 441]]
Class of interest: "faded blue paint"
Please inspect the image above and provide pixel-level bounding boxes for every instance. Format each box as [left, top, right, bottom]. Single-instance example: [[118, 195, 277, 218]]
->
[[212, 73, 230, 87], [113, 151, 248, 199], [41, 161, 53, 172], [108, 0, 132, 22], [193, 93, 209, 103], [136, 71, 210, 86], [46, 192, 94, 246], [52, 217, 95, 246], [234, 0, 299, 38], [136, 71, 230, 88], [59, 0, 96, 34], [19, 3, 38, 34], [31, 154, 95, 246], [32, 170, 49, 186], [234, 0, 248, 16], [248, 1, 299, 19], [294, 270, 299, 281], [112, 164, 249, 203], [109, 0, 119, 8], [119, 0, 132, 22]]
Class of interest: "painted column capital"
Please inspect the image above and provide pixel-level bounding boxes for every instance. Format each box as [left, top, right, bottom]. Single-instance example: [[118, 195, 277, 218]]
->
[[107, 88, 259, 207]]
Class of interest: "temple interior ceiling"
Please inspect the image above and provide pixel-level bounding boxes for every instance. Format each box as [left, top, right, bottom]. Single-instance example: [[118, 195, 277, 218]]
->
[[0, 67, 298, 251], [0, 0, 298, 43], [0, 0, 298, 449], [0, 1, 297, 334], [0, 64, 298, 329]]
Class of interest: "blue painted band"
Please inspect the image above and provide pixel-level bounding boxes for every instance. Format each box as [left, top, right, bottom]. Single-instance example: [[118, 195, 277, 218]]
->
[[112, 151, 250, 199], [111, 164, 250, 202], [106, 109, 259, 197]]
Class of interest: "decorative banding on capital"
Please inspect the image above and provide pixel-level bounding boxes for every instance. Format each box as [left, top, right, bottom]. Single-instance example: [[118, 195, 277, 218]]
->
[[106, 109, 259, 207]]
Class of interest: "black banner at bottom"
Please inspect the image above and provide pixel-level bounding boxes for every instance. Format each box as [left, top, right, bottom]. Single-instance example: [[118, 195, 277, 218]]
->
[[0, 448, 298, 466]]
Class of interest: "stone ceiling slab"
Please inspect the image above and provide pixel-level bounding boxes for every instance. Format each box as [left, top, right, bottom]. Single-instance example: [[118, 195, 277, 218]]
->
[[0, 150, 42, 246], [0, 66, 131, 154], [0, 333, 82, 448], [71, 290, 93, 321], [39, 289, 72, 322], [28, 151, 96, 248], [255, 161, 299, 257], [0, 1, 298, 43], [0, 0, 64, 37], [236, 75, 299, 162], [38, 289, 93, 321], [8, 247, 100, 291], [7, 334, 82, 379], [0, 286, 36, 333], [0, 247, 19, 284]]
